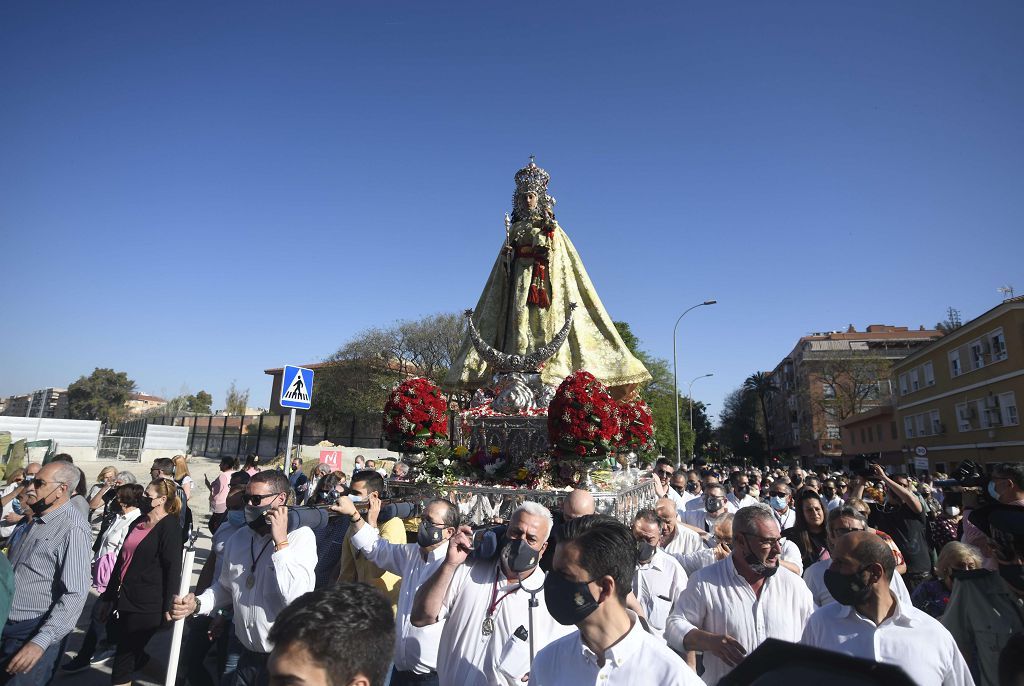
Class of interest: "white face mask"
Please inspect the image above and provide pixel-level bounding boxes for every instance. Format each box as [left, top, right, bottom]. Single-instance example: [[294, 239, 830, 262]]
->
[[944, 505, 961, 517]]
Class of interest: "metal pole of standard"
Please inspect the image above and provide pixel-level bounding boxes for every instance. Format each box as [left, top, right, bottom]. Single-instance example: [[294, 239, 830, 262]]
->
[[165, 529, 198, 686], [672, 300, 717, 468], [285, 408, 297, 464]]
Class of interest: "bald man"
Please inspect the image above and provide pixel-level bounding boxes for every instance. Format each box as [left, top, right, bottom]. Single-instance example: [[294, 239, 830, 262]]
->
[[655, 498, 703, 560], [801, 531, 971, 686], [540, 490, 596, 572]]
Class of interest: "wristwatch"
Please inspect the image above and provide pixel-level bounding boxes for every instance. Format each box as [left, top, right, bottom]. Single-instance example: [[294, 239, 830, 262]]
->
[[191, 597, 202, 618]]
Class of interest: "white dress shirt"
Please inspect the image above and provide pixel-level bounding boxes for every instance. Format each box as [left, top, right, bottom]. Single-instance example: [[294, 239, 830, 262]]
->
[[662, 521, 704, 558], [802, 559, 912, 607], [677, 547, 720, 576], [770, 507, 796, 531], [632, 549, 688, 639], [779, 538, 805, 575], [682, 507, 736, 532], [529, 610, 702, 686], [352, 524, 448, 674], [665, 554, 814, 686], [801, 597, 974, 686], [436, 559, 573, 686], [0, 482, 22, 538], [726, 493, 759, 510], [824, 495, 844, 512], [197, 525, 317, 653]]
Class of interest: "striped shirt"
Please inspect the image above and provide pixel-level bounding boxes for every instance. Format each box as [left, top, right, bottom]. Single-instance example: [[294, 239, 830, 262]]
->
[[7, 499, 92, 649]]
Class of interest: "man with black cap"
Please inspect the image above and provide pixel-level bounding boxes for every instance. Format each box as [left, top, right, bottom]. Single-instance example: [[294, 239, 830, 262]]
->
[[801, 530, 972, 686]]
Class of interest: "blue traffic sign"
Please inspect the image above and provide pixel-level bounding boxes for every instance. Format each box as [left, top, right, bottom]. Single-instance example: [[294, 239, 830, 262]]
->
[[280, 365, 315, 410]]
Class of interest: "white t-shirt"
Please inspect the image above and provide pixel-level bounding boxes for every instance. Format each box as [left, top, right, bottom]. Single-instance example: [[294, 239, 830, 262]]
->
[[801, 597, 974, 686], [436, 560, 573, 686], [529, 611, 702, 686], [666, 554, 814, 686]]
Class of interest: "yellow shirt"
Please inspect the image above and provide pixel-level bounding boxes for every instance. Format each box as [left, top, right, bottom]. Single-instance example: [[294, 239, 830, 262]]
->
[[338, 515, 406, 613]]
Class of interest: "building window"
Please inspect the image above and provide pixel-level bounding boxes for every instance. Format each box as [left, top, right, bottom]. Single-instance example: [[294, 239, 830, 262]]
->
[[970, 340, 985, 370], [990, 329, 1008, 362], [956, 403, 972, 432], [860, 427, 866, 443], [899, 374, 909, 395], [949, 350, 961, 378], [915, 414, 927, 437], [826, 425, 840, 440], [910, 369, 920, 392], [977, 399, 995, 429], [1000, 392, 1018, 426], [930, 410, 941, 434], [850, 431, 856, 446], [822, 382, 836, 399], [890, 421, 898, 440], [904, 416, 915, 439], [923, 362, 935, 386]]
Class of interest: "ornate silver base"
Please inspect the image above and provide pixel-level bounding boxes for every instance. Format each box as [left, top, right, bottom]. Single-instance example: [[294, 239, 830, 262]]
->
[[457, 414, 550, 463]]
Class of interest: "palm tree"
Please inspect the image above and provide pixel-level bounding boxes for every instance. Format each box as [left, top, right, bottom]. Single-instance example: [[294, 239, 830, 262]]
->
[[743, 372, 778, 460]]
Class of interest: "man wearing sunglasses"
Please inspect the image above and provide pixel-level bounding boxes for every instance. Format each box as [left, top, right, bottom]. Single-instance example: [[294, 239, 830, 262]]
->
[[2, 461, 91, 685], [171, 470, 316, 686]]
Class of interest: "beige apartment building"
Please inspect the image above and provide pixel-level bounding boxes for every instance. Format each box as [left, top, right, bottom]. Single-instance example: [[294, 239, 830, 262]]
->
[[893, 296, 1023, 472]]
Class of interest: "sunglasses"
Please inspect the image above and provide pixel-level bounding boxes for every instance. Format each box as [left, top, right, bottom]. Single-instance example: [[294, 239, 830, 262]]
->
[[656, 470, 673, 478], [28, 478, 63, 489], [244, 492, 281, 506], [769, 491, 788, 498]]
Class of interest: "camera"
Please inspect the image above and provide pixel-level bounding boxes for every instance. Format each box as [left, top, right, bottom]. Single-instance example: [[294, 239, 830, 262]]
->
[[933, 460, 986, 489], [848, 456, 876, 479]]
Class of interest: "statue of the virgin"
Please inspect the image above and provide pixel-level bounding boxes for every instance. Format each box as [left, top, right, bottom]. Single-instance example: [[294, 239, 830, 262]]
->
[[445, 158, 651, 396]]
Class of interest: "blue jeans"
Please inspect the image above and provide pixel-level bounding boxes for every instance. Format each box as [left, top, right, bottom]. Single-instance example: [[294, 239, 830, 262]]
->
[[0, 617, 62, 686]]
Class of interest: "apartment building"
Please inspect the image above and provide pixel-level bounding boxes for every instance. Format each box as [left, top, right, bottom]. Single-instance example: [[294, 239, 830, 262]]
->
[[1, 388, 69, 419], [893, 296, 1023, 471], [125, 392, 168, 416], [768, 324, 943, 464]]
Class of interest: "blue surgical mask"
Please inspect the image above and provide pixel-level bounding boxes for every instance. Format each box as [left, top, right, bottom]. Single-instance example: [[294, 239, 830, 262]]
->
[[989, 481, 1002, 501], [769, 496, 788, 511], [227, 509, 246, 527], [349, 494, 365, 504]]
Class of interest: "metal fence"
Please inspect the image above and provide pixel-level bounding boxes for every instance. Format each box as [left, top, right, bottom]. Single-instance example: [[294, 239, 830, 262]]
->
[[116, 412, 385, 460], [97, 436, 143, 462]]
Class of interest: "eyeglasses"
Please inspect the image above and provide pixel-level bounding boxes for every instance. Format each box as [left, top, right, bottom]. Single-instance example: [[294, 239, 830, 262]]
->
[[655, 469, 673, 478], [741, 533, 782, 549], [769, 492, 788, 498], [28, 479, 64, 489], [244, 492, 281, 506], [833, 526, 865, 536]]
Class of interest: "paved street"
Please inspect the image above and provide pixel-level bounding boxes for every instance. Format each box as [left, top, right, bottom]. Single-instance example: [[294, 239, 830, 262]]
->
[[53, 456, 222, 686]]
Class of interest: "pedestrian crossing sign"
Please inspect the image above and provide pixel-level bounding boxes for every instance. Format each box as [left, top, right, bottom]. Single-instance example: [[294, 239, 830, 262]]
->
[[279, 365, 314, 410]]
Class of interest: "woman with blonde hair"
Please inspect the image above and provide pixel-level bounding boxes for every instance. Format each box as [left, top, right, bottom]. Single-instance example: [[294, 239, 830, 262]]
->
[[97, 479, 183, 686], [89, 467, 118, 501], [911, 541, 982, 617], [172, 454, 193, 499]]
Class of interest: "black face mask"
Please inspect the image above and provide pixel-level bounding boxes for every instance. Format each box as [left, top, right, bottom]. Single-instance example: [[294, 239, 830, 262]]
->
[[824, 566, 873, 606], [705, 497, 724, 513], [139, 495, 154, 515], [740, 535, 778, 578], [998, 564, 1024, 594], [735, 484, 750, 496], [636, 540, 657, 564], [500, 538, 540, 574], [685, 481, 700, 494], [417, 521, 446, 548], [671, 485, 685, 495], [28, 485, 62, 516], [544, 570, 599, 626]]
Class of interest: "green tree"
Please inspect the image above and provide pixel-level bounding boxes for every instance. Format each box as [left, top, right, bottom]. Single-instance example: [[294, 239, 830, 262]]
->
[[68, 368, 136, 424], [224, 382, 249, 415], [613, 322, 711, 461], [743, 371, 778, 457], [189, 390, 213, 414], [718, 385, 765, 464]]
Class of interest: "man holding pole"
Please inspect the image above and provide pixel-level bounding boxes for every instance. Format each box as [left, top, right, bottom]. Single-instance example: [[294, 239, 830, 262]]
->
[[170, 471, 317, 686]]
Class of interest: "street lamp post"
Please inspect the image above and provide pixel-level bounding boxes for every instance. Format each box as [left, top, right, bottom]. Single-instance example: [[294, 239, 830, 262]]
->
[[688, 373, 713, 462], [673, 299, 717, 468]]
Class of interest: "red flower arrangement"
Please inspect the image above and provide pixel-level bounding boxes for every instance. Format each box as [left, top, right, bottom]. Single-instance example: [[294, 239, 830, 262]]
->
[[382, 378, 449, 453], [617, 398, 656, 456], [547, 370, 620, 461]]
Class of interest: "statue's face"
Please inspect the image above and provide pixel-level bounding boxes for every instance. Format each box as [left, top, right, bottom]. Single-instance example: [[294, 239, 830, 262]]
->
[[523, 191, 539, 211]]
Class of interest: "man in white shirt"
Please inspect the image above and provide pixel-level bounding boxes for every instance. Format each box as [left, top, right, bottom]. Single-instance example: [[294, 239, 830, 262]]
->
[[670, 472, 699, 509], [411, 502, 571, 686], [630, 509, 688, 640], [821, 478, 844, 512], [348, 496, 459, 686], [804, 505, 912, 607], [655, 498, 704, 558], [726, 473, 759, 510], [652, 458, 689, 512], [766, 483, 796, 531], [171, 470, 317, 686], [801, 531, 974, 686], [682, 485, 736, 532], [529, 514, 702, 686], [665, 504, 814, 686], [678, 513, 734, 576]]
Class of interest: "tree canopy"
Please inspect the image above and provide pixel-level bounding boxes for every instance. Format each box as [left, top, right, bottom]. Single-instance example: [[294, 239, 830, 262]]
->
[[68, 368, 136, 424]]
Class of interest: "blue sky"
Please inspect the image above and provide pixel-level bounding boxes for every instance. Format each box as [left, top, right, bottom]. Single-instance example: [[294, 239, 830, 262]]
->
[[2, 2, 1022, 422]]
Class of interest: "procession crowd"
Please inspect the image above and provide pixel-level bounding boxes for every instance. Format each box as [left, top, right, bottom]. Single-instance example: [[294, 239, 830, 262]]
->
[[1, 451, 1023, 686]]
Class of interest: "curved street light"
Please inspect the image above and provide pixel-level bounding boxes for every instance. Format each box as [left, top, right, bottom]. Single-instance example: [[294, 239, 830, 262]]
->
[[688, 373, 714, 462], [673, 299, 717, 467]]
